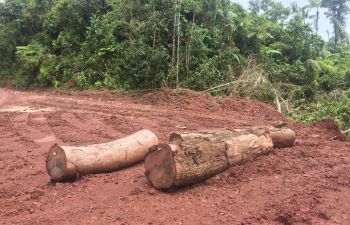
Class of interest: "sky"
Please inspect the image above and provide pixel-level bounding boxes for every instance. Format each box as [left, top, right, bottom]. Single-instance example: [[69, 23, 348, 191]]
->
[[233, 0, 350, 40]]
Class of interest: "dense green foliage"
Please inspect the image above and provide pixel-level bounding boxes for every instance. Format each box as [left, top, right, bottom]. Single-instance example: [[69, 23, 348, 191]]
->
[[0, 0, 349, 131]]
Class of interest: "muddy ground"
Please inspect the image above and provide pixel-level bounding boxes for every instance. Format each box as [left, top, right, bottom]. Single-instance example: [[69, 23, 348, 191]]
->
[[0, 87, 349, 225]]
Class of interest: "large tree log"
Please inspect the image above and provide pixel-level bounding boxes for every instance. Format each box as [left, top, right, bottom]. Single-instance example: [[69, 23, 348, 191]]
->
[[46, 129, 158, 181], [170, 126, 296, 148], [145, 126, 295, 190]]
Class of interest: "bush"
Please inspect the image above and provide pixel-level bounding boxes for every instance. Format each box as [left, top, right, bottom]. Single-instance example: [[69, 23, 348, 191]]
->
[[103, 73, 120, 90], [15, 43, 46, 86], [318, 74, 343, 91], [291, 90, 350, 130], [37, 55, 58, 86], [74, 72, 90, 90]]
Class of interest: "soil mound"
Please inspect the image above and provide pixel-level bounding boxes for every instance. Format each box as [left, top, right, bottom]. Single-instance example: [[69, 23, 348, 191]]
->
[[50, 88, 286, 125], [311, 119, 348, 141], [219, 96, 287, 123], [124, 88, 219, 110], [124, 89, 286, 121]]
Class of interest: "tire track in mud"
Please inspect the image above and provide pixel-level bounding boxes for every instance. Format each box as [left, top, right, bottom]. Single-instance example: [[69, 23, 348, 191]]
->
[[0, 108, 67, 220], [11, 112, 61, 151], [0, 111, 61, 187], [47, 111, 125, 145], [37, 95, 263, 127], [38, 95, 264, 144]]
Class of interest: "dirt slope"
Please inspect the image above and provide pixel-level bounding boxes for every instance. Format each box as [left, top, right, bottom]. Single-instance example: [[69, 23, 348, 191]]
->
[[0, 88, 349, 225]]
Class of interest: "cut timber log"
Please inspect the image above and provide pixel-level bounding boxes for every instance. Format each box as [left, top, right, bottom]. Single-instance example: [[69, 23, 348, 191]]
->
[[145, 126, 295, 190], [46, 129, 158, 181], [170, 126, 296, 149], [145, 141, 230, 190]]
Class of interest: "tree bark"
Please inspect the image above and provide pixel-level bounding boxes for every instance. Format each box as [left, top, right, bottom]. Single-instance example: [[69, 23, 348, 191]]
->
[[232, 126, 296, 148], [185, 2, 195, 78], [316, 6, 319, 33], [145, 139, 230, 190], [145, 126, 295, 190], [224, 132, 273, 165], [171, 0, 177, 68], [176, 0, 182, 88], [46, 129, 158, 181]]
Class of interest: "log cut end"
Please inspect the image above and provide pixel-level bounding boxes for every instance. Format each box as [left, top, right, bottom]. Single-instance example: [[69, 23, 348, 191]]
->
[[46, 144, 76, 181], [144, 144, 176, 190]]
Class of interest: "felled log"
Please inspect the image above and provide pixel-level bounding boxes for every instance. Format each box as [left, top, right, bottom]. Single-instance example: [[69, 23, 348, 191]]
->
[[145, 126, 295, 190], [145, 140, 230, 190], [46, 129, 158, 181], [170, 126, 295, 148]]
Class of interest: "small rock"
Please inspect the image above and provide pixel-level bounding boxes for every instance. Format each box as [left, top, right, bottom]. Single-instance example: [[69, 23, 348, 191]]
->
[[130, 187, 144, 195], [148, 189, 157, 195]]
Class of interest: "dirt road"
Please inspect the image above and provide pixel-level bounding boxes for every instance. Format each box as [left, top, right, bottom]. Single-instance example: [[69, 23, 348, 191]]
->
[[0, 88, 349, 225]]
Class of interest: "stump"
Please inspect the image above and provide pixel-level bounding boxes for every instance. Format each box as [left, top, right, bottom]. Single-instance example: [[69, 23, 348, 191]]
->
[[46, 129, 158, 181], [145, 126, 295, 190]]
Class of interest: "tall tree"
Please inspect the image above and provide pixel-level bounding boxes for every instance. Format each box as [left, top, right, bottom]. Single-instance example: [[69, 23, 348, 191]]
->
[[176, 0, 182, 88], [171, 0, 178, 70], [309, 0, 322, 33], [322, 0, 350, 45], [248, 0, 261, 15]]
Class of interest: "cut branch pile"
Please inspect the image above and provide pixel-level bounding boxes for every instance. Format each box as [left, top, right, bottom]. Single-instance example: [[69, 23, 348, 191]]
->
[[145, 126, 295, 190]]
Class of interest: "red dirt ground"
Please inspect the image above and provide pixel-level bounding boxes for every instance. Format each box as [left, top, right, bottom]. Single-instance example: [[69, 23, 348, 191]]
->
[[0, 87, 349, 225]]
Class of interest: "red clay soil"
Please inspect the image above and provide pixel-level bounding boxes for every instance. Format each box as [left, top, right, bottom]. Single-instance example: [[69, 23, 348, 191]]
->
[[0, 87, 349, 225]]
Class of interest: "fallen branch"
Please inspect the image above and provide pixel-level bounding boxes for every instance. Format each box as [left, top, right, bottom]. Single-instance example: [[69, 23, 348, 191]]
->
[[46, 129, 158, 181], [274, 90, 282, 113], [204, 80, 254, 93]]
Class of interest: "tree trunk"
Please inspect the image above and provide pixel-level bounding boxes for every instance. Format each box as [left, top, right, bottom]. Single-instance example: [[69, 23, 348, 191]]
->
[[171, 0, 177, 68], [170, 126, 296, 148], [315, 6, 319, 33], [176, 0, 182, 88], [46, 129, 158, 181], [145, 126, 295, 190], [186, 0, 196, 78], [145, 138, 230, 190]]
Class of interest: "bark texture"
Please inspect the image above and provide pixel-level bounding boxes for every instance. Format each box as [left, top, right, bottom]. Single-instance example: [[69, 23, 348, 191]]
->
[[145, 126, 295, 190], [145, 138, 229, 190], [232, 126, 296, 148]]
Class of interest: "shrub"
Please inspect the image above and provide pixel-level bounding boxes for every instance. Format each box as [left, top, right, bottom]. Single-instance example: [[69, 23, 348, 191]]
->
[[37, 54, 58, 86], [291, 90, 350, 130], [74, 72, 90, 90]]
